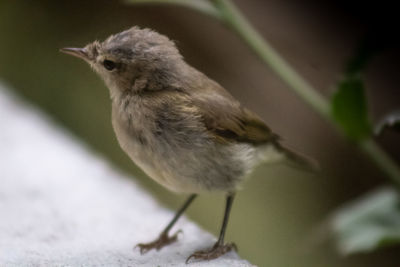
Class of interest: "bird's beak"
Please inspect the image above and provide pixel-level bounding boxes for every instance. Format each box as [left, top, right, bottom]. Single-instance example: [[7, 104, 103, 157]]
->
[[60, 47, 89, 61]]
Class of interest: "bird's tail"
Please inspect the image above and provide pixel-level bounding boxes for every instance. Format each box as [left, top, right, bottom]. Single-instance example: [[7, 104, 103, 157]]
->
[[275, 143, 320, 173]]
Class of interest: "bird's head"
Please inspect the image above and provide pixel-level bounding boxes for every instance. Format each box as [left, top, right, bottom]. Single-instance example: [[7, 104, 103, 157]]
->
[[61, 27, 184, 98]]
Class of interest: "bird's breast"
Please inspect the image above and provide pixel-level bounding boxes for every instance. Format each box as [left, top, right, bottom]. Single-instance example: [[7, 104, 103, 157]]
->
[[110, 100, 261, 193]]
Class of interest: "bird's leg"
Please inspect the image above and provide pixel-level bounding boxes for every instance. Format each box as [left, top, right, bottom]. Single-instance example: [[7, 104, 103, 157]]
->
[[186, 193, 237, 263], [136, 194, 197, 254]]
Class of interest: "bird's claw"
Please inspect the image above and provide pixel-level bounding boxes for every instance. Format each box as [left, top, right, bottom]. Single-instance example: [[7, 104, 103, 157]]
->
[[186, 242, 237, 264], [135, 230, 182, 254]]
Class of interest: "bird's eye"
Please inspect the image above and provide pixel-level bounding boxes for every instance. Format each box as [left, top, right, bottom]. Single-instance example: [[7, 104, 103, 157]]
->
[[103, 59, 116, 71]]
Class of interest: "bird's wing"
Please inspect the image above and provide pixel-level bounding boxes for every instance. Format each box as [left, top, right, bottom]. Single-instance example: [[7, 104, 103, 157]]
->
[[190, 83, 279, 145], [189, 81, 318, 171]]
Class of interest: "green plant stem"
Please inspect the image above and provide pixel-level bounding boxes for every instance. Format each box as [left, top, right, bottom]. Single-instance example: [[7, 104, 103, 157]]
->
[[125, 0, 222, 19], [211, 0, 400, 186], [212, 0, 330, 119]]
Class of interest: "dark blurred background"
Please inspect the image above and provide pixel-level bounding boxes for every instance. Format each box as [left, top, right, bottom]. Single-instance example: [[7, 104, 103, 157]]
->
[[0, 0, 399, 266]]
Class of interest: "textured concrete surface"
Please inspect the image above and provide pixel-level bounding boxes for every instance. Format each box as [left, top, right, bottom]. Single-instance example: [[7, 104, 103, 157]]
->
[[0, 83, 254, 267]]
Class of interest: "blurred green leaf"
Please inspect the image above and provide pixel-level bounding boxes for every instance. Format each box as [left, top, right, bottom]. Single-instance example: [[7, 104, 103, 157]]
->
[[331, 32, 386, 141], [375, 110, 400, 136], [332, 187, 400, 255], [332, 77, 371, 140]]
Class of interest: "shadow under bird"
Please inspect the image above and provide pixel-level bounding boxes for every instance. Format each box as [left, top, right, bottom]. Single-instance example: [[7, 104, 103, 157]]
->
[[61, 26, 317, 263]]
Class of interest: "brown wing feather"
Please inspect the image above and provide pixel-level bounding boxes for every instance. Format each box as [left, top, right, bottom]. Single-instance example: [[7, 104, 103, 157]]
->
[[190, 81, 278, 145], [186, 76, 318, 171], [205, 108, 279, 145]]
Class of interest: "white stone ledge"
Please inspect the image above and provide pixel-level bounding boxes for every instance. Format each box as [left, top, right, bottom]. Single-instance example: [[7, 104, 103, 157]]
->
[[0, 83, 254, 267]]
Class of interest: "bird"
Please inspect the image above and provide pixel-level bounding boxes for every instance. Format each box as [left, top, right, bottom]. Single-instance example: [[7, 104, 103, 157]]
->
[[60, 26, 317, 263]]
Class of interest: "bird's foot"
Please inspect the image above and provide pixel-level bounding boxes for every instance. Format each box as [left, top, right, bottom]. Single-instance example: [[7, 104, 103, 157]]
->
[[186, 242, 237, 263], [135, 230, 182, 254]]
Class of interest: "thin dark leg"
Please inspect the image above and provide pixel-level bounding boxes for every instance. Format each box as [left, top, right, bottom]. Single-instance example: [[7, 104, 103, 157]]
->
[[186, 193, 237, 263], [162, 194, 197, 235], [216, 193, 235, 245], [136, 194, 197, 254]]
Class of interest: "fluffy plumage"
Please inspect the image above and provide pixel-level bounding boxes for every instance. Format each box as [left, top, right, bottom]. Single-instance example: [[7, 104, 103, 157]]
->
[[62, 26, 317, 193]]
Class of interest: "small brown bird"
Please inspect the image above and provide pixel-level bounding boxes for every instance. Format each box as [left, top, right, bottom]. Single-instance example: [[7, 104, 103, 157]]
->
[[61, 26, 317, 263]]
